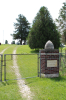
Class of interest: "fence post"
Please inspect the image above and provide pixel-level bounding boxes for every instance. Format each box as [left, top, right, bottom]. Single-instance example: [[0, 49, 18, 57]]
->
[[11, 54, 13, 60], [59, 53, 61, 68], [4, 55, 6, 81], [61, 48, 62, 54], [65, 50, 66, 61], [1, 55, 3, 82], [37, 54, 39, 77]]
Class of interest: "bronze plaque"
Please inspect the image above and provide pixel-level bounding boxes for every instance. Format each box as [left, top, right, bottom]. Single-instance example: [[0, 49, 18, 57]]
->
[[47, 60, 57, 67]]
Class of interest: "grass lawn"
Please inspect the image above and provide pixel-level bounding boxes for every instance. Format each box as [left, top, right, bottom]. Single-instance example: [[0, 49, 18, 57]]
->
[[0, 45, 22, 100], [0, 44, 10, 52], [0, 45, 66, 100], [16, 45, 66, 100]]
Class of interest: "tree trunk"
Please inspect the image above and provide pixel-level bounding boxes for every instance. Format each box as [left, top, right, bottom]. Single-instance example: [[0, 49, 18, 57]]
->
[[24, 40, 26, 45], [20, 39, 22, 45]]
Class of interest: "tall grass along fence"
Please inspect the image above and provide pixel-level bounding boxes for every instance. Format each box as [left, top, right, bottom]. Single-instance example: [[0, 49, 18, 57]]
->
[[0, 52, 66, 82], [59, 49, 66, 76]]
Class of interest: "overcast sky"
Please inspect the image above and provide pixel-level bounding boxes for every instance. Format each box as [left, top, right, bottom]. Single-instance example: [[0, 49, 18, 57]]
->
[[0, 0, 65, 44]]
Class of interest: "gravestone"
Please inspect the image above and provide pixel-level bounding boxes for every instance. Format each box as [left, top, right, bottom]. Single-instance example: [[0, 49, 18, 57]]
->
[[39, 40, 59, 78]]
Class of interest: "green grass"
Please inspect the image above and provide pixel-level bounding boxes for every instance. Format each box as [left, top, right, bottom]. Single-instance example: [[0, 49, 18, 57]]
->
[[16, 45, 66, 100], [0, 44, 10, 52], [0, 45, 66, 100], [59, 47, 66, 76], [0, 81, 22, 100], [0, 45, 22, 100], [16, 45, 39, 78], [17, 45, 39, 53], [59, 47, 66, 53]]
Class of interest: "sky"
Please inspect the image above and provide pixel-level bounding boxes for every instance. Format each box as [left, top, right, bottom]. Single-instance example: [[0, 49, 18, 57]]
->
[[0, 0, 65, 44]]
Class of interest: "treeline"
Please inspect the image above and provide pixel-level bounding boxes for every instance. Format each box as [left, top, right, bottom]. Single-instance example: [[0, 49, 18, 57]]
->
[[10, 2, 66, 49]]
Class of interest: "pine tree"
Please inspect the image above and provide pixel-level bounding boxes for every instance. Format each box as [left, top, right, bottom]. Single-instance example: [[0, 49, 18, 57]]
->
[[11, 14, 30, 45], [28, 6, 60, 49]]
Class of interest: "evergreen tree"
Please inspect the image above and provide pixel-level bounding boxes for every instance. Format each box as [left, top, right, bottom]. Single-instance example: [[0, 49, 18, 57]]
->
[[5, 40, 8, 44], [28, 6, 60, 49], [11, 14, 30, 45]]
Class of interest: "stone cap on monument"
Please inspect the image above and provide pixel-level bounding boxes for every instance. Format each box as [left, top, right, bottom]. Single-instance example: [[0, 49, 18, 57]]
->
[[45, 40, 54, 49]]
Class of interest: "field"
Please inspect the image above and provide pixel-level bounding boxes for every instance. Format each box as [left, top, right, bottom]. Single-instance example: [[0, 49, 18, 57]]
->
[[0, 44, 66, 100]]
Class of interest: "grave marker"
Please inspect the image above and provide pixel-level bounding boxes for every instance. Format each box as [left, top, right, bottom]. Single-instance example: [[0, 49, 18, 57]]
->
[[39, 40, 59, 78]]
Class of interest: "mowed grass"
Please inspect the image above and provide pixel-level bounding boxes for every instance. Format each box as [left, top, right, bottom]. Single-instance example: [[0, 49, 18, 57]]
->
[[16, 45, 38, 78], [0, 45, 66, 100], [16, 45, 66, 100], [0, 45, 22, 100], [0, 44, 10, 52]]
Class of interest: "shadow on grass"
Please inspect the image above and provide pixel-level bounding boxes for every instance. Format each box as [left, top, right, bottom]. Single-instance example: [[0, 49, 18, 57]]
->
[[1, 81, 9, 86], [30, 49, 40, 53], [50, 74, 66, 82], [1, 80, 17, 86]]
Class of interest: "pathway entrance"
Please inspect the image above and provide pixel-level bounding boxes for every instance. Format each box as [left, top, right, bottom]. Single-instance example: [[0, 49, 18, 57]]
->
[[4, 53, 39, 81]]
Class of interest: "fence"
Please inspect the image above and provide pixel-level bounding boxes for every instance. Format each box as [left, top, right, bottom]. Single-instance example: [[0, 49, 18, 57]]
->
[[59, 48, 66, 76], [0, 52, 66, 82], [0, 54, 3, 82], [4, 53, 40, 81], [59, 52, 66, 76]]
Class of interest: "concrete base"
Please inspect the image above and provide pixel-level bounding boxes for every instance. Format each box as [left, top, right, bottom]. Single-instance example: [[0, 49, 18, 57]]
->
[[41, 73, 59, 78]]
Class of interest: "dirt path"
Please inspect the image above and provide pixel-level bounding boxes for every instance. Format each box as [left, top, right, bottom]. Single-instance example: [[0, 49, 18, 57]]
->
[[13, 49, 33, 100], [0, 47, 9, 54]]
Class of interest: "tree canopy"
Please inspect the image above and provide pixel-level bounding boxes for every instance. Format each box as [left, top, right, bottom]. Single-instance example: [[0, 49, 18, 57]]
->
[[28, 6, 60, 49], [11, 14, 30, 45], [55, 2, 66, 44]]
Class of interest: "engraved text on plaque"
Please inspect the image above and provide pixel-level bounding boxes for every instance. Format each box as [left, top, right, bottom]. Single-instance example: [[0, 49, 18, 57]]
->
[[47, 60, 57, 67]]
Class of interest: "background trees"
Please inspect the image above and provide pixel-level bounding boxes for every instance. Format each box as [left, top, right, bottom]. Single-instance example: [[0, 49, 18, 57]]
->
[[28, 6, 60, 49], [5, 40, 8, 44], [56, 2, 66, 44], [11, 14, 30, 45], [11, 41, 15, 44]]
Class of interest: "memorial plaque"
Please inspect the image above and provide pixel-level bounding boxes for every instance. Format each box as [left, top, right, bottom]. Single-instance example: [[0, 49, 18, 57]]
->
[[47, 60, 57, 67]]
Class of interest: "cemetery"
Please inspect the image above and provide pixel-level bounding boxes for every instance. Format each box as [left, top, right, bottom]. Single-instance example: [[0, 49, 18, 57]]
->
[[0, 1, 66, 99], [0, 44, 66, 99]]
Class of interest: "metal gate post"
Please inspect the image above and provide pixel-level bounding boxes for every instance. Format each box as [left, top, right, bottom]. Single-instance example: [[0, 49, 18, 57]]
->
[[1, 54, 3, 82], [0, 54, 3, 82], [4, 54, 6, 81], [37, 54, 39, 77], [40, 52, 41, 77]]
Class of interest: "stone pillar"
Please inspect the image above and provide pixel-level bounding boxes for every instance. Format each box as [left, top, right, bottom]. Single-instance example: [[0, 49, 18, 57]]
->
[[39, 40, 59, 78]]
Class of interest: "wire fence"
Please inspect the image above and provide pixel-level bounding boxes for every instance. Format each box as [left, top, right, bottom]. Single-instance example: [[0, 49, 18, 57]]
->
[[0, 51, 66, 81], [0, 54, 3, 82], [59, 52, 66, 76], [4, 53, 39, 81]]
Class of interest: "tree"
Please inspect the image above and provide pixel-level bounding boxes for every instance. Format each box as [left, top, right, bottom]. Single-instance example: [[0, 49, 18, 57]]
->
[[5, 40, 8, 44], [11, 14, 30, 45], [55, 2, 66, 44], [11, 41, 15, 44], [28, 6, 60, 49]]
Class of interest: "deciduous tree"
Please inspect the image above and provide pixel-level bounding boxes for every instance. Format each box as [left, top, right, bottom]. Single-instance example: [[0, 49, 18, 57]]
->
[[56, 2, 66, 44]]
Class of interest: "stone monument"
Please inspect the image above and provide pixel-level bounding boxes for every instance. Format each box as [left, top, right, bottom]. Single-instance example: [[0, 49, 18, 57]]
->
[[39, 40, 59, 78]]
